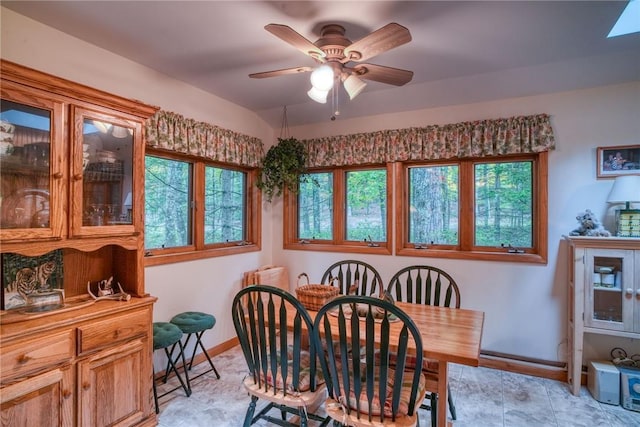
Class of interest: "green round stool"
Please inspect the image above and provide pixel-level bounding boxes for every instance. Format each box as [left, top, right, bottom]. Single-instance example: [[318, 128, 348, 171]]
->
[[170, 312, 221, 380], [152, 322, 191, 414]]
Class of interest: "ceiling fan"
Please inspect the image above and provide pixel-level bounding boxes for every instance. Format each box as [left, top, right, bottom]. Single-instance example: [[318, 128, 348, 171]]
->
[[249, 23, 413, 103]]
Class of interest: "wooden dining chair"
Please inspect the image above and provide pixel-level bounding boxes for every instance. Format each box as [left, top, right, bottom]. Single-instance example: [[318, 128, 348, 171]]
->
[[321, 260, 384, 297], [387, 265, 461, 420], [231, 285, 329, 427], [312, 295, 437, 427]]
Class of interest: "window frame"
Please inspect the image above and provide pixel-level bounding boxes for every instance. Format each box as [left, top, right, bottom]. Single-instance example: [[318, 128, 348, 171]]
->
[[395, 152, 548, 263], [144, 148, 261, 266], [284, 163, 393, 255]]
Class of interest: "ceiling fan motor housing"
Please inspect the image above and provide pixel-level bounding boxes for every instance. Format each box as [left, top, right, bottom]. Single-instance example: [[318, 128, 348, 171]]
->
[[314, 24, 361, 62]]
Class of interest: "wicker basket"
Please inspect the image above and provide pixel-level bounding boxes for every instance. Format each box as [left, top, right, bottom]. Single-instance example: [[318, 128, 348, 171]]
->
[[295, 273, 339, 311]]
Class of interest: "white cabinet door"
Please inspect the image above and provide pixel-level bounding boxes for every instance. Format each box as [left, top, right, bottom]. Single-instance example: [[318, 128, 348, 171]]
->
[[584, 248, 634, 332]]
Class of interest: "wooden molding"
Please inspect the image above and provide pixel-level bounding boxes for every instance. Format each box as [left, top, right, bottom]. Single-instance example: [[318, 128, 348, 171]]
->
[[1, 60, 159, 119], [479, 355, 566, 382]]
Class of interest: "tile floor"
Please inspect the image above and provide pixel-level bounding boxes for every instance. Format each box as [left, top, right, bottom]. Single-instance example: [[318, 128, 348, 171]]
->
[[156, 345, 640, 427]]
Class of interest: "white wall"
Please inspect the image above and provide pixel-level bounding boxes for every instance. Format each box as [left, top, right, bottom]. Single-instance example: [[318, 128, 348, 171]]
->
[[3, 7, 639, 365]]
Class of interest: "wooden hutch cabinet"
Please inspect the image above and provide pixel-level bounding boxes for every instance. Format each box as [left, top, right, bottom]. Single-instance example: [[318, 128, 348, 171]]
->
[[0, 60, 159, 426], [565, 236, 640, 396]]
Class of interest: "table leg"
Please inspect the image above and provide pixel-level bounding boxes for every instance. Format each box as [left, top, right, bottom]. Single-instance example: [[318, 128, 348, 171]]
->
[[437, 361, 452, 427]]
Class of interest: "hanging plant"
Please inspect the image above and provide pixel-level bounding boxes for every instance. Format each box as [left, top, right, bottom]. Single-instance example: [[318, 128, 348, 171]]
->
[[257, 137, 310, 202]]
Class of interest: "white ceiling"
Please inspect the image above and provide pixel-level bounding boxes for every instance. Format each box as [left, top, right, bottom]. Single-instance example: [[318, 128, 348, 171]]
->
[[3, 1, 640, 128]]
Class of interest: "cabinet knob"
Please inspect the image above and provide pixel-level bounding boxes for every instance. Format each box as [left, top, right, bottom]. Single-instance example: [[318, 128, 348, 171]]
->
[[636, 289, 640, 297], [63, 389, 72, 399], [82, 382, 91, 391], [53, 172, 63, 179], [17, 354, 32, 364], [73, 173, 83, 181], [626, 288, 634, 295]]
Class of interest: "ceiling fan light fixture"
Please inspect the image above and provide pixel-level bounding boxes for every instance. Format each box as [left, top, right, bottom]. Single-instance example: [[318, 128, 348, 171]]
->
[[307, 86, 330, 103], [111, 125, 129, 139], [310, 64, 334, 91], [92, 120, 111, 134], [343, 74, 367, 100]]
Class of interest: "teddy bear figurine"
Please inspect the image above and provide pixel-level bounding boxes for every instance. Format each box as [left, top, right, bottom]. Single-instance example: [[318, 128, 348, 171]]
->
[[569, 209, 611, 237]]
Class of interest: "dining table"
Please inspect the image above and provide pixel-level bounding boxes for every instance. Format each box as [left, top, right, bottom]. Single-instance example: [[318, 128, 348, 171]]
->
[[300, 301, 485, 427]]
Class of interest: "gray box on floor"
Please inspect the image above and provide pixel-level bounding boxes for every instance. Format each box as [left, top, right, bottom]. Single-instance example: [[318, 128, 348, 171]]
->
[[618, 365, 640, 412], [588, 360, 620, 405]]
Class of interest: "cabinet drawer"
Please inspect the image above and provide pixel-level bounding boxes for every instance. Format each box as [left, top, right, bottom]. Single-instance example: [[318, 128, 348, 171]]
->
[[77, 310, 149, 355], [1, 330, 74, 383]]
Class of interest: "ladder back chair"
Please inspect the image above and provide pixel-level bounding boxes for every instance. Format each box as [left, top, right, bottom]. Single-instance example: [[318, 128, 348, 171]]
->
[[313, 295, 437, 427], [387, 265, 461, 420], [231, 285, 328, 427], [321, 260, 384, 297]]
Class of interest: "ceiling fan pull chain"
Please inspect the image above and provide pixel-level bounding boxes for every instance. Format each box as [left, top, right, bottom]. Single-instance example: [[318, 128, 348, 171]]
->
[[280, 106, 290, 139], [331, 78, 340, 121]]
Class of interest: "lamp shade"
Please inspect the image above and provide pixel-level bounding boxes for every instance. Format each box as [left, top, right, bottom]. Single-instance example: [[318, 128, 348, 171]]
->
[[607, 175, 640, 204], [307, 86, 329, 103], [343, 75, 367, 100], [310, 65, 334, 91]]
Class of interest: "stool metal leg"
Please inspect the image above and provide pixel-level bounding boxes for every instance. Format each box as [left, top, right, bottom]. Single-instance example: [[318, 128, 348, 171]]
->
[[158, 341, 191, 398], [184, 331, 220, 379], [162, 342, 179, 384], [153, 367, 159, 414]]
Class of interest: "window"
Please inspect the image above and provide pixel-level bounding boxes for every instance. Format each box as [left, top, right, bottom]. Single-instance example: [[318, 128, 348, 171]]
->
[[298, 172, 333, 240], [396, 152, 547, 263], [144, 150, 260, 265], [284, 165, 392, 254], [204, 166, 246, 244], [408, 164, 459, 246], [145, 156, 192, 249]]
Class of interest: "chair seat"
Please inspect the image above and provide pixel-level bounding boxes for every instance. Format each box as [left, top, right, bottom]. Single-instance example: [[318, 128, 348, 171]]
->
[[242, 376, 326, 407], [325, 397, 421, 427], [336, 367, 428, 419], [324, 367, 429, 427], [170, 311, 215, 334], [254, 348, 324, 393], [153, 322, 183, 350]]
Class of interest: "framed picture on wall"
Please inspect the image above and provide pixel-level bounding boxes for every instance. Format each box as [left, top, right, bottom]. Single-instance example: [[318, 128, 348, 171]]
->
[[597, 145, 640, 178], [2, 250, 64, 311]]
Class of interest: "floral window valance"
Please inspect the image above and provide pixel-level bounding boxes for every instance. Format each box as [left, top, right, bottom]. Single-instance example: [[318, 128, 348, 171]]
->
[[146, 110, 264, 167], [301, 113, 555, 167]]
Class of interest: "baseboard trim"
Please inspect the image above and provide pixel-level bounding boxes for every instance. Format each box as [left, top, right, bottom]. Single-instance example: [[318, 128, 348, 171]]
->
[[191, 337, 239, 366], [479, 350, 567, 382]]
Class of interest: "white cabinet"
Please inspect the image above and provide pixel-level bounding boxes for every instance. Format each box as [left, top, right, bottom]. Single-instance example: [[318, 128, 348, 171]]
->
[[565, 236, 640, 396]]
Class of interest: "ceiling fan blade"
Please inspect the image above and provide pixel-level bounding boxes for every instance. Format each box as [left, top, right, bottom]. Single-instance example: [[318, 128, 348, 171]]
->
[[249, 66, 313, 79], [344, 23, 411, 62], [265, 24, 326, 60], [351, 64, 413, 86]]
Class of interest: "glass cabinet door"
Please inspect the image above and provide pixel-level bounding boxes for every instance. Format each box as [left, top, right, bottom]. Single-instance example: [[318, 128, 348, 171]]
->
[[585, 249, 635, 332], [70, 106, 141, 237], [0, 88, 64, 240]]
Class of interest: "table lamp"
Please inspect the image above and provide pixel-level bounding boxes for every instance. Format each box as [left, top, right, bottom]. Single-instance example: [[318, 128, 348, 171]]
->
[[607, 175, 640, 237]]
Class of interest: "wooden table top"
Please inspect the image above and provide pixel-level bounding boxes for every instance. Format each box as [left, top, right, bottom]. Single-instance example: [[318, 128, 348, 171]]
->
[[393, 302, 484, 366], [307, 301, 484, 367]]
